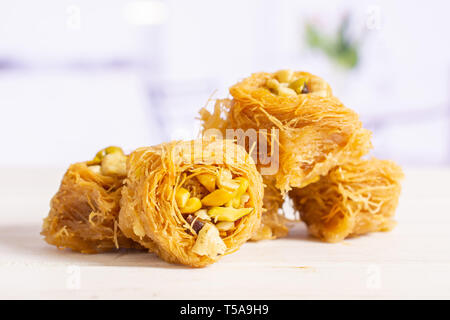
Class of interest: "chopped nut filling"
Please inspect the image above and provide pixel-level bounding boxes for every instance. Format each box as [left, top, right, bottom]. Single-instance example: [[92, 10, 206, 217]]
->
[[265, 69, 309, 96], [186, 215, 205, 234], [196, 173, 216, 192], [88, 165, 101, 174], [216, 221, 235, 232], [175, 168, 253, 258], [101, 152, 127, 176], [87, 146, 127, 177], [194, 209, 211, 221], [191, 223, 226, 258]]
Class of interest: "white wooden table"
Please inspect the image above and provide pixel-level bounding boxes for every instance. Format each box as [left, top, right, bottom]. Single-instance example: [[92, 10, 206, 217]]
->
[[0, 167, 449, 299]]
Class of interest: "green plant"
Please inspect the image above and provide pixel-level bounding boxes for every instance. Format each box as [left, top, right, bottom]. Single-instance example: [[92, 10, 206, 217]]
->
[[305, 14, 360, 69]]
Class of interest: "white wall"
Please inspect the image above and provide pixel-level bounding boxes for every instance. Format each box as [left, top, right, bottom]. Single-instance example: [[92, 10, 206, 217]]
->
[[0, 0, 448, 166]]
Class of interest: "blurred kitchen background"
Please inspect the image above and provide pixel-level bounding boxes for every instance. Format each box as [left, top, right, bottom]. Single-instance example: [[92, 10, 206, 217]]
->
[[0, 0, 448, 167]]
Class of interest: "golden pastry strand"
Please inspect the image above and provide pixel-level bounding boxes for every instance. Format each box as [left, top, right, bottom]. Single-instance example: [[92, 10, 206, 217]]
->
[[119, 138, 264, 267]]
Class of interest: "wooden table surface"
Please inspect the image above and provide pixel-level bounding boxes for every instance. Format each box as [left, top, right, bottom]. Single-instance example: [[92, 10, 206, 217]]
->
[[0, 167, 449, 299]]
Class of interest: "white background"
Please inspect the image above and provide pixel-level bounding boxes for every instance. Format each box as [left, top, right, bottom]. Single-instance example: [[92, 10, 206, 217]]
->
[[0, 0, 448, 166]]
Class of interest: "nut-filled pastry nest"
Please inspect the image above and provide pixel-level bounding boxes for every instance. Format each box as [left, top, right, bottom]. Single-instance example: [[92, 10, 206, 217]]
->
[[42, 156, 142, 253], [200, 70, 373, 240], [290, 158, 404, 242], [119, 138, 264, 267], [226, 71, 373, 193]]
